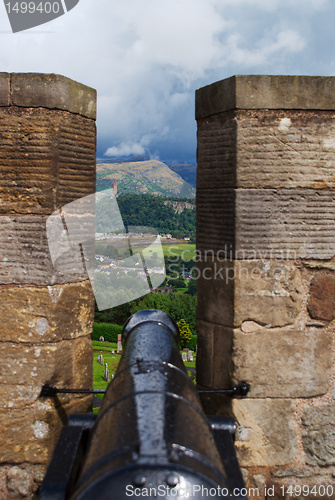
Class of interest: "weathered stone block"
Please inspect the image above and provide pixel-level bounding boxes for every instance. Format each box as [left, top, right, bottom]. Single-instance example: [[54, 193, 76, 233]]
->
[[196, 75, 335, 119], [302, 404, 335, 466], [233, 328, 331, 398], [11, 73, 97, 119], [196, 259, 234, 326], [196, 111, 237, 189], [0, 108, 96, 214], [0, 215, 92, 285], [0, 395, 91, 464], [196, 320, 233, 388], [197, 189, 335, 259], [236, 109, 335, 190], [0, 386, 41, 410], [233, 399, 298, 466], [308, 273, 335, 322], [0, 282, 94, 343], [0, 337, 92, 388], [0, 72, 10, 106], [197, 260, 302, 328], [197, 109, 335, 191], [7, 466, 33, 497], [73, 335, 94, 388]]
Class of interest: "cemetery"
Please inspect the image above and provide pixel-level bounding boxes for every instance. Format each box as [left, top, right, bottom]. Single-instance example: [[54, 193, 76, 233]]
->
[[92, 339, 196, 406]]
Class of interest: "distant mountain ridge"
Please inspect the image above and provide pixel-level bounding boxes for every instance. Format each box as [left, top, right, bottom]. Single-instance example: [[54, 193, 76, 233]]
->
[[96, 160, 195, 198], [167, 163, 196, 188]]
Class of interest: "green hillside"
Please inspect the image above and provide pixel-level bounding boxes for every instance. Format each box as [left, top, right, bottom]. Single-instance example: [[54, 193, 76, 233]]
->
[[96, 160, 195, 198], [96, 193, 195, 239]]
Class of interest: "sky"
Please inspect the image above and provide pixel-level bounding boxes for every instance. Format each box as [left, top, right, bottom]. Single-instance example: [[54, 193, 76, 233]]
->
[[1, 0, 335, 163]]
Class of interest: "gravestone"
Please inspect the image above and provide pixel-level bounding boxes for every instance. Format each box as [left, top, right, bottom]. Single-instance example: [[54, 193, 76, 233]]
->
[[103, 363, 110, 382], [117, 333, 122, 354]]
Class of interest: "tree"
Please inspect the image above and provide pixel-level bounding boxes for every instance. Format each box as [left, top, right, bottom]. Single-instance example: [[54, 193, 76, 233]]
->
[[185, 278, 197, 296], [169, 278, 186, 288], [177, 318, 192, 349]]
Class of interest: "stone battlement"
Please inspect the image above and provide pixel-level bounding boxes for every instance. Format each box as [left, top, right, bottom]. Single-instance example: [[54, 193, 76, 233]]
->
[[0, 73, 96, 499], [196, 75, 335, 498]]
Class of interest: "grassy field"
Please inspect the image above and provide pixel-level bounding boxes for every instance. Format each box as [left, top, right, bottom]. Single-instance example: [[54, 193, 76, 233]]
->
[[93, 341, 120, 391], [126, 242, 196, 261], [93, 340, 196, 395], [162, 243, 195, 260]]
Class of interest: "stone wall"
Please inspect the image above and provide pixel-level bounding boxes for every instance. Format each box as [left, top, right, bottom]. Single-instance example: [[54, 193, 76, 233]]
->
[[0, 73, 96, 499], [196, 76, 335, 499]]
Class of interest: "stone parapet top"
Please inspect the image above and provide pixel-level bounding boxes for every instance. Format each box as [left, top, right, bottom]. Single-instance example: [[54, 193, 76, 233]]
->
[[196, 75, 335, 119], [0, 72, 96, 119]]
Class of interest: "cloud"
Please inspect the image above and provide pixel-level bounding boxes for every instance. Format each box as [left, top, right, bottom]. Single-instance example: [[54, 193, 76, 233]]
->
[[224, 29, 306, 67], [104, 142, 146, 157], [0, 0, 333, 161]]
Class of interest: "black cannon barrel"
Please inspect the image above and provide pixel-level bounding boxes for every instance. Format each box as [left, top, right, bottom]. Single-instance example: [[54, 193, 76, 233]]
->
[[41, 309, 247, 500]]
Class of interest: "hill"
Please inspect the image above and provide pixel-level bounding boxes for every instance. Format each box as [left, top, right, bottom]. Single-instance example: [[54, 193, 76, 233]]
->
[[168, 163, 196, 188], [96, 194, 195, 239], [96, 160, 195, 198]]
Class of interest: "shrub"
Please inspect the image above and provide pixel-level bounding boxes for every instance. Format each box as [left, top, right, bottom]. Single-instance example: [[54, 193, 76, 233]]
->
[[92, 323, 123, 343], [169, 278, 186, 288], [187, 334, 197, 352], [177, 318, 192, 349]]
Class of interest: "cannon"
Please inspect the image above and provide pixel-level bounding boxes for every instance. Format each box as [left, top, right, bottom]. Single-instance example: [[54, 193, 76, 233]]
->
[[40, 309, 247, 499]]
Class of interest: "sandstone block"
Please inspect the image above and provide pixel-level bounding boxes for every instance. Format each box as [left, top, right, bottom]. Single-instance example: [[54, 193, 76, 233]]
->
[[197, 109, 335, 191], [233, 399, 297, 466], [0, 336, 92, 388], [197, 260, 302, 328], [0, 386, 41, 410], [11, 73, 96, 119], [302, 404, 335, 466], [308, 273, 335, 322], [196, 320, 233, 388], [0, 395, 91, 464], [233, 328, 331, 398], [236, 109, 335, 190], [196, 75, 335, 119], [271, 468, 313, 478], [73, 335, 94, 388], [0, 215, 92, 285], [196, 111, 237, 189], [7, 466, 33, 497], [0, 108, 96, 215], [0, 73, 10, 106], [0, 467, 7, 499], [197, 189, 335, 260], [0, 282, 94, 343]]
